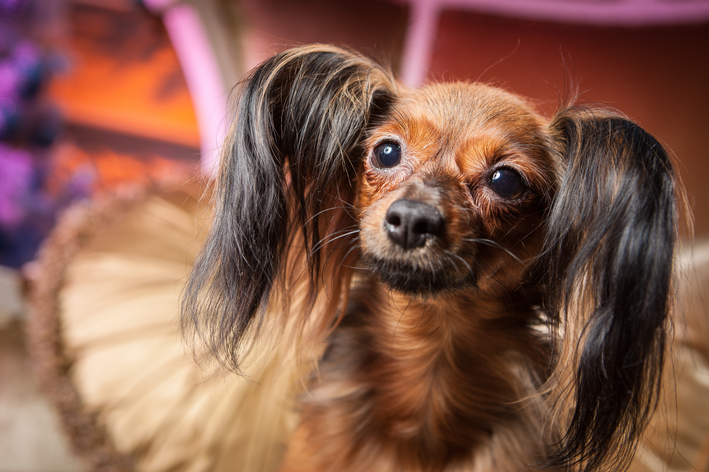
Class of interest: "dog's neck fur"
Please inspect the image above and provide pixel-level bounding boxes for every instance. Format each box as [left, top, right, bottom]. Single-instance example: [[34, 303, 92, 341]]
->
[[282, 278, 552, 472]]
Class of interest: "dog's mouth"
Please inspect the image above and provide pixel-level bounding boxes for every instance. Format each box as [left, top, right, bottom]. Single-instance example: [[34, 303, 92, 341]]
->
[[361, 254, 477, 295]]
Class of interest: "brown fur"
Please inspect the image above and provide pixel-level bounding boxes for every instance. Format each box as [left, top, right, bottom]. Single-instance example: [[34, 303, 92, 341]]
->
[[184, 45, 681, 472], [280, 83, 557, 472]]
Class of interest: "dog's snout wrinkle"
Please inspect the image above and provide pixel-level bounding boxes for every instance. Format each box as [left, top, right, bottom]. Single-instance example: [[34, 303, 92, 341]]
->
[[385, 199, 444, 250]]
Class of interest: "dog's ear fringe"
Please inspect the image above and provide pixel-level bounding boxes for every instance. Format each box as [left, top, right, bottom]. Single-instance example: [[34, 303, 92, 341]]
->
[[181, 45, 398, 373], [538, 107, 682, 472]]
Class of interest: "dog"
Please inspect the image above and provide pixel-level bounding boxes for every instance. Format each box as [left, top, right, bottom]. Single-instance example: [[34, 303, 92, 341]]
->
[[181, 45, 681, 472]]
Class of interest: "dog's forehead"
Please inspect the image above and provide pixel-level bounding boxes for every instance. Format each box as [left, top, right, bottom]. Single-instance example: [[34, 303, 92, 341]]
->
[[401, 83, 536, 128], [401, 82, 535, 127]]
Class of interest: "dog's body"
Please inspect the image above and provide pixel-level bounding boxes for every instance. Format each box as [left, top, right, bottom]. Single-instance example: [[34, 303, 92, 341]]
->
[[183, 46, 681, 471], [281, 280, 551, 472]]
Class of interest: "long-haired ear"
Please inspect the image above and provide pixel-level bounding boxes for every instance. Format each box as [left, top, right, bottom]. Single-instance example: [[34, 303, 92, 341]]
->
[[182, 45, 397, 371], [539, 107, 680, 471]]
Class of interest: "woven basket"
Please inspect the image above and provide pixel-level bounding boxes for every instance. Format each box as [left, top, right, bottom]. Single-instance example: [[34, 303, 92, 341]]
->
[[26, 182, 299, 472]]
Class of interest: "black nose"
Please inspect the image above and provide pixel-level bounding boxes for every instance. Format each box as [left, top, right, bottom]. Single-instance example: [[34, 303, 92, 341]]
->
[[385, 199, 444, 250]]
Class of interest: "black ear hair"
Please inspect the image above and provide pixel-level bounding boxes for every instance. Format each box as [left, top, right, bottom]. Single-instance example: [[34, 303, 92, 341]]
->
[[182, 45, 397, 371], [540, 108, 679, 471]]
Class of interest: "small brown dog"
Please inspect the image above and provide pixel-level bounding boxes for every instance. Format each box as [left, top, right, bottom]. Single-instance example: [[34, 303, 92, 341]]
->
[[183, 45, 680, 472]]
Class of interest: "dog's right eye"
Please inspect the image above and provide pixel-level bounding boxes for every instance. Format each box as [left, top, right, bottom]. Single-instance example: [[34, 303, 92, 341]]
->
[[372, 142, 402, 168], [489, 167, 526, 199]]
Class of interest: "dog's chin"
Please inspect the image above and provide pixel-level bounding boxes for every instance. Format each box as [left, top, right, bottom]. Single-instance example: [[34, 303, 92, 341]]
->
[[362, 256, 476, 296]]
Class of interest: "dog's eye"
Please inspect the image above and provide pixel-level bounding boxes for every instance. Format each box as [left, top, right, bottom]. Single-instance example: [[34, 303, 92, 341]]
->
[[489, 167, 525, 199], [372, 142, 402, 168]]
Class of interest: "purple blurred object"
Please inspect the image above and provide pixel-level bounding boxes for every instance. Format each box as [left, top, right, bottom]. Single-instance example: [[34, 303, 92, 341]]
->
[[0, 142, 32, 226], [0, 3, 68, 267], [0, 36, 60, 146], [0, 142, 90, 267], [0, 0, 30, 17], [0, 97, 20, 139], [0, 40, 46, 101]]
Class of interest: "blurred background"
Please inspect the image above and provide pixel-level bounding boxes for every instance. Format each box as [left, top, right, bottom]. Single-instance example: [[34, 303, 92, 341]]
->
[[0, 0, 708, 470]]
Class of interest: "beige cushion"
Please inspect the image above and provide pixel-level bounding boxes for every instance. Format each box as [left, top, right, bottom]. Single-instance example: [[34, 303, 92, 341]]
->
[[29, 185, 299, 472], [633, 242, 709, 472]]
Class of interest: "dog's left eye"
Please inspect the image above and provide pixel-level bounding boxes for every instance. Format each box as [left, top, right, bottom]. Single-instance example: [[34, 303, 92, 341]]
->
[[489, 167, 526, 199], [372, 142, 402, 168]]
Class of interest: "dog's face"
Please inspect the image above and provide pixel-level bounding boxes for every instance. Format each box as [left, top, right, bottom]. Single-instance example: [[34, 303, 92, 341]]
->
[[357, 82, 557, 295]]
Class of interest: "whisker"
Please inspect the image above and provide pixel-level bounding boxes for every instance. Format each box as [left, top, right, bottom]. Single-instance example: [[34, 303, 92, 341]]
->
[[444, 250, 473, 274], [310, 228, 361, 255], [303, 205, 346, 227], [337, 242, 364, 270], [463, 238, 525, 264]]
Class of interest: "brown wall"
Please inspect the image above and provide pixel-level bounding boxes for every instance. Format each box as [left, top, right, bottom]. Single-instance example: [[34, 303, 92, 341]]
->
[[430, 12, 709, 237], [239, 0, 409, 70]]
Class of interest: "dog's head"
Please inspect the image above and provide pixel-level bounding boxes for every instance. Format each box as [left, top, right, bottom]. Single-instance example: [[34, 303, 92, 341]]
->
[[182, 45, 682, 471], [356, 82, 555, 295]]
